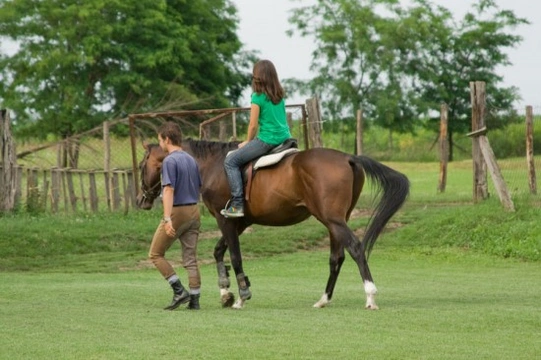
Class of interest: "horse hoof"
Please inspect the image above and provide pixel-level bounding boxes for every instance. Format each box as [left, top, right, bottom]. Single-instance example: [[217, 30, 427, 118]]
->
[[313, 294, 330, 308], [232, 298, 245, 309], [221, 292, 235, 308], [365, 304, 379, 310]]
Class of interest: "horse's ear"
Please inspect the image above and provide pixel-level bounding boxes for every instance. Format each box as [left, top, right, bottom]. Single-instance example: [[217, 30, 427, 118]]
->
[[142, 140, 149, 150]]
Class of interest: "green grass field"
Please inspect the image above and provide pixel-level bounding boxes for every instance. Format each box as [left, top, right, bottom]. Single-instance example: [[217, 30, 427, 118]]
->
[[1, 250, 539, 359], [2, 154, 541, 359]]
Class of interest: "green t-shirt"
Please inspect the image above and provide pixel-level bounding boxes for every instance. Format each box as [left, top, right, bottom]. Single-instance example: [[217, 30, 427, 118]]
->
[[251, 92, 291, 145]]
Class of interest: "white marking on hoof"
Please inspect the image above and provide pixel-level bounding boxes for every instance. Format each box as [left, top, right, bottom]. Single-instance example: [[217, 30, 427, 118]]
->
[[232, 298, 245, 309], [364, 280, 379, 310], [313, 293, 330, 308], [220, 288, 235, 308]]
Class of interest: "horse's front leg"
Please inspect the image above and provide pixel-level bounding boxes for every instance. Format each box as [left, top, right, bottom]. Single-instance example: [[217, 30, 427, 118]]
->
[[216, 219, 251, 309], [214, 236, 235, 308], [222, 221, 251, 309]]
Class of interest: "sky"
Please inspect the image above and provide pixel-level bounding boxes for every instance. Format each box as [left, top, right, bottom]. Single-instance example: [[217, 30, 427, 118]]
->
[[232, 0, 540, 109], [1, 0, 538, 110]]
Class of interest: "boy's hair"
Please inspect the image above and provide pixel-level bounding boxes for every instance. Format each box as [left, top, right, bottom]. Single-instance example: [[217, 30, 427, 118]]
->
[[252, 59, 285, 104], [157, 121, 183, 146]]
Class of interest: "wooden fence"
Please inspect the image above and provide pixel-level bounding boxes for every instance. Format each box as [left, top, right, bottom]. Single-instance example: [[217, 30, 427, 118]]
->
[[2, 165, 137, 214]]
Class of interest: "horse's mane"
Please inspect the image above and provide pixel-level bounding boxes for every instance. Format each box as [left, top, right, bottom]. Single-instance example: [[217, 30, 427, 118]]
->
[[184, 138, 240, 159]]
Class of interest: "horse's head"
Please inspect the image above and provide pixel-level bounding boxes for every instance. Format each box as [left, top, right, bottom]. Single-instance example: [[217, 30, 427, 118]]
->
[[136, 142, 166, 210]]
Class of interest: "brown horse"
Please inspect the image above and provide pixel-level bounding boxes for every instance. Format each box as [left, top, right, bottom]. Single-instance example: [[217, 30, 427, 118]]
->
[[137, 139, 409, 309]]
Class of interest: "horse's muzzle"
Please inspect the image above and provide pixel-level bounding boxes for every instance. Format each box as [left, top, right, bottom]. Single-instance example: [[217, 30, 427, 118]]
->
[[136, 194, 154, 210]]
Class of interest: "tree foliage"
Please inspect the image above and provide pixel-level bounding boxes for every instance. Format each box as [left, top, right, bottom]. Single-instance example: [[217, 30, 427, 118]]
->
[[405, 0, 528, 158], [287, 0, 422, 133], [0, 0, 254, 139], [287, 0, 528, 158]]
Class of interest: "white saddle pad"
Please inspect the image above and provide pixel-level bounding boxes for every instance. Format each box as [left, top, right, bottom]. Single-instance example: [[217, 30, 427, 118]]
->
[[253, 148, 299, 170]]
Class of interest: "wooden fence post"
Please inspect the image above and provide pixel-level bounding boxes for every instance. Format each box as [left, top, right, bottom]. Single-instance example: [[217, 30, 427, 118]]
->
[[219, 120, 226, 141], [438, 104, 449, 193], [127, 171, 137, 209], [301, 105, 309, 150], [104, 171, 111, 211], [128, 115, 140, 198], [356, 108, 363, 156], [66, 170, 77, 212], [478, 136, 515, 211], [287, 112, 293, 134], [1, 109, 18, 212], [525, 105, 537, 195], [232, 111, 237, 141], [61, 168, 69, 212], [467, 83, 515, 211], [305, 97, 323, 148], [88, 171, 98, 212], [122, 171, 130, 214], [51, 167, 61, 213], [78, 172, 87, 211], [41, 170, 50, 211], [111, 169, 121, 210], [470, 81, 488, 202]]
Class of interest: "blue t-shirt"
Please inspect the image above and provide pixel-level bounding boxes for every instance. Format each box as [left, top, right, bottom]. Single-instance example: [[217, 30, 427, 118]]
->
[[161, 150, 201, 205], [251, 92, 291, 145]]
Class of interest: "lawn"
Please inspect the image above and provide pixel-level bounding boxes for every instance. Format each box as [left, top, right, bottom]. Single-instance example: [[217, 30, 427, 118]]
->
[[2, 154, 541, 359], [1, 249, 539, 360]]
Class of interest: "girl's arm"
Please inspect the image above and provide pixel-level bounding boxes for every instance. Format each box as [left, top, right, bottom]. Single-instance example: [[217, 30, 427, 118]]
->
[[239, 103, 260, 148]]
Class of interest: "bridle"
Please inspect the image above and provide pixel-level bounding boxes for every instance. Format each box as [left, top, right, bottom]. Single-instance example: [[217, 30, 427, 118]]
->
[[139, 149, 161, 202]]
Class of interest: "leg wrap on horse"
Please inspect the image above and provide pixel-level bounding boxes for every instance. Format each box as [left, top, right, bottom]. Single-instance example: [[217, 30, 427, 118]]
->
[[217, 262, 231, 289], [236, 273, 252, 300]]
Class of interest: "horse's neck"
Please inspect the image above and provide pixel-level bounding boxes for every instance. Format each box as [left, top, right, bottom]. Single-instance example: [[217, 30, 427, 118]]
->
[[183, 139, 237, 160], [182, 139, 234, 181]]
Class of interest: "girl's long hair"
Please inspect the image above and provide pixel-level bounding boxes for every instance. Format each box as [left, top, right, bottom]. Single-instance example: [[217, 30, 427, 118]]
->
[[251, 60, 285, 104]]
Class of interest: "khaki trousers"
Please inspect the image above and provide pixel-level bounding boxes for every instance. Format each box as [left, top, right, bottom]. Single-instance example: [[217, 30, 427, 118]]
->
[[148, 204, 201, 289]]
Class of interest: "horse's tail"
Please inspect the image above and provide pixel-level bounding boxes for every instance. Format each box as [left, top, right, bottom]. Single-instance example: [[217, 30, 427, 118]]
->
[[350, 155, 410, 258]]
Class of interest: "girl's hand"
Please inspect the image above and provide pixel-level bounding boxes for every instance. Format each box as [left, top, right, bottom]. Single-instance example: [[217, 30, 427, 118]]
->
[[238, 141, 248, 148]]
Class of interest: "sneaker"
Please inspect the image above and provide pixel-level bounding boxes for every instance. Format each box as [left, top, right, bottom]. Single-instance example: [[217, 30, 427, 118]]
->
[[220, 205, 244, 218]]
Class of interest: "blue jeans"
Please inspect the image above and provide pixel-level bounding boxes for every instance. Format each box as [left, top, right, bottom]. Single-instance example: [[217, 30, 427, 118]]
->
[[224, 138, 275, 207]]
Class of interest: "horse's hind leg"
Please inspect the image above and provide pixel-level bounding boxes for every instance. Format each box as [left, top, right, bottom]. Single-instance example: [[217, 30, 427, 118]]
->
[[314, 236, 345, 308], [329, 222, 379, 310]]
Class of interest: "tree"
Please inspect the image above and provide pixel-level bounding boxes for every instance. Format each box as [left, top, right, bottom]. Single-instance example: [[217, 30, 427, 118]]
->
[[287, 0, 528, 159], [287, 0, 429, 136], [0, 0, 253, 144], [406, 0, 528, 160]]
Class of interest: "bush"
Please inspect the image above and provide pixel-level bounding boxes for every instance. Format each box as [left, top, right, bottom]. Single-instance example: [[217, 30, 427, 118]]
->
[[490, 122, 541, 158]]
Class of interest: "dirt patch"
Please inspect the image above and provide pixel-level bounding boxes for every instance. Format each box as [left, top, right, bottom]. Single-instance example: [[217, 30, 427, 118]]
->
[[119, 211, 404, 271]]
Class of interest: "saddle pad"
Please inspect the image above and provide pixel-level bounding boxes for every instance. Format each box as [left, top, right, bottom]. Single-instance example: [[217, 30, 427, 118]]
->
[[253, 148, 299, 170]]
